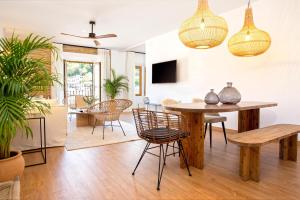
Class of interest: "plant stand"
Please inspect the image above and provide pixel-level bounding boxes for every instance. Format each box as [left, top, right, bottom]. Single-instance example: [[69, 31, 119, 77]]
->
[[22, 115, 46, 167]]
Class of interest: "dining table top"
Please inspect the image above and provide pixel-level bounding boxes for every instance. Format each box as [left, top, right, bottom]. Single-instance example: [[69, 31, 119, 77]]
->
[[164, 101, 278, 113]]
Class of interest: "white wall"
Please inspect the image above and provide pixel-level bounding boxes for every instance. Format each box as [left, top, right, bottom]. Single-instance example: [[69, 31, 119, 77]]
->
[[0, 27, 3, 38], [111, 50, 127, 75], [146, 0, 300, 132], [110, 50, 127, 99], [111, 50, 145, 104]]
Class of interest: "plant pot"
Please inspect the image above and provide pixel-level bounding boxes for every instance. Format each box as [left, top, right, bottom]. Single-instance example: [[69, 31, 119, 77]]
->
[[0, 151, 25, 182]]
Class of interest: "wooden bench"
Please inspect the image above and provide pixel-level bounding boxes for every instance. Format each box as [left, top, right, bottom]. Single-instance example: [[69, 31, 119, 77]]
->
[[228, 124, 300, 182]]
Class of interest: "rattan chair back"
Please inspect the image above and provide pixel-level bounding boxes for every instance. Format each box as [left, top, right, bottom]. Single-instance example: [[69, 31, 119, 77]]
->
[[132, 109, 188, 144], [90, 99, 132, 121]]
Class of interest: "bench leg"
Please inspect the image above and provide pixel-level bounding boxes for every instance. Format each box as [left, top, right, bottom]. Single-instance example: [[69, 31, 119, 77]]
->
[[279, 134, 297, 161], [240, 146, 260, 182]]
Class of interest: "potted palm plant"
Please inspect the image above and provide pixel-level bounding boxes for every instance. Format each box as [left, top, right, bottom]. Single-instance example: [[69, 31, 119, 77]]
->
[[0, 34, 58, 181], [103, 69, 129, 99]]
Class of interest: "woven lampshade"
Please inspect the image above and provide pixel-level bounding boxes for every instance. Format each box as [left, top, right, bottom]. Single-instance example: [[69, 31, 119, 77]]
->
[[228, 6, 271, 57], [179, 0, 228, 49]]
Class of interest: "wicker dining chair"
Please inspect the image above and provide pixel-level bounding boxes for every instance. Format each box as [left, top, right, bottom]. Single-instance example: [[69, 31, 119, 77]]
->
[[132, 109, 192, 190], [89, 99, 132, 139]]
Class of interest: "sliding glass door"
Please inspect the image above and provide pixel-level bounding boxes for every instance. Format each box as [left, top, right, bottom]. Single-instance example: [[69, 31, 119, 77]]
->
[[64, 61, 101, 107]]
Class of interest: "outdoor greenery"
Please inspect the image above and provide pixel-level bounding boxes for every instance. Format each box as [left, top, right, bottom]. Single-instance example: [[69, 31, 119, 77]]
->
[[103, 69, 128, 99], [67, 62, 93, 77], [0, 34, 58, 159]]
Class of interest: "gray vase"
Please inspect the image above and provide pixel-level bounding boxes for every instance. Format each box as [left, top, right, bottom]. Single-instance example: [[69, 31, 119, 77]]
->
[[204, 89, 219, 105], [218, 82, 241, 105]]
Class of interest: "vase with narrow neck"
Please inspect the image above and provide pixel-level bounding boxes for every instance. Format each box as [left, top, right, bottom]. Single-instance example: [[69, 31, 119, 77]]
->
[[204, 89, 219, 105], [179, 0, 228, 49], [228, 6, 271, 57], [218, 82, 241, 105]]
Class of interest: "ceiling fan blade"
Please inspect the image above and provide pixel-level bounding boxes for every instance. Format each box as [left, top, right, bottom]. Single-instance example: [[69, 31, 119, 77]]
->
[[61, 33, 89, 39], [94, 40, 101, 46], [95, 34, 117, 39]]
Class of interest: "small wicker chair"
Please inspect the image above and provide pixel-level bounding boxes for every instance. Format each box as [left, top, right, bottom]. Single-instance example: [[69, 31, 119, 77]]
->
[[89, 99, 132, 139], [132, 109, 192, 190], [192, 98, 228, 148]]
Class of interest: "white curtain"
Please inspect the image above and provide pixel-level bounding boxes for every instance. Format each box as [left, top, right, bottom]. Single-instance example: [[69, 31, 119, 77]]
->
[[51, 43, 64, 105], [93, 63, 101, 101], [125, 52, 136, 104], [98, 49, 111, 101]]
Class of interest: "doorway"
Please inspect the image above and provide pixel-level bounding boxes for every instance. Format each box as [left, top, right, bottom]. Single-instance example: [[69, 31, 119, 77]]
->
[[64, 61, 101, 108]]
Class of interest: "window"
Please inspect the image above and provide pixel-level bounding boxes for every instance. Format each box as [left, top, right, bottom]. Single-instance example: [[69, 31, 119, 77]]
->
[[134, 66, 142, 96]]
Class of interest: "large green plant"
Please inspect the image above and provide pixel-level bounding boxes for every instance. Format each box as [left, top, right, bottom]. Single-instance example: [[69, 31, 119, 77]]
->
[[103, 69, 128, 99], [0, 34, 58, 159]]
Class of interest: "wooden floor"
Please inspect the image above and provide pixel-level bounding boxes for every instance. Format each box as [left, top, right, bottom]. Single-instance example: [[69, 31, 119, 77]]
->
[[21, 114, 300, 200]]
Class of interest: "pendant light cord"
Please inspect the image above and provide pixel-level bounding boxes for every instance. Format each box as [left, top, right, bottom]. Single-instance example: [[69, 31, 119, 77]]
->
[[246, 0, 251, 32]]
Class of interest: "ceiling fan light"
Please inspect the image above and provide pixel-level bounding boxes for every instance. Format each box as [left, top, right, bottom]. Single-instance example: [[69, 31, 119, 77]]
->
[[228, 6, 271, 57], [179, 0, 228, 49]]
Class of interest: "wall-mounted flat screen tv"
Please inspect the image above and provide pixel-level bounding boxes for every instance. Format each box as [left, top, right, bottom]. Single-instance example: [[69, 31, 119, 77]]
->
[[152, 60, 177, 83]]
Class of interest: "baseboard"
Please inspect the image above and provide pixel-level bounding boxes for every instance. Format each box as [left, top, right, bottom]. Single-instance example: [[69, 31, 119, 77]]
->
[[212, 126, 237, 134]]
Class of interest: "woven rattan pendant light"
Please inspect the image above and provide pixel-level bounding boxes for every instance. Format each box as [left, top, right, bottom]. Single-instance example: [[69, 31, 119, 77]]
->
[[179, 0, 228, 49], [228, 0, 271, 57]]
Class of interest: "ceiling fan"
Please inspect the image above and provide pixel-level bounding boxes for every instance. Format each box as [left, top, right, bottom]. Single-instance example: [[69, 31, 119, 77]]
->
[[61, 21, 117, 46]]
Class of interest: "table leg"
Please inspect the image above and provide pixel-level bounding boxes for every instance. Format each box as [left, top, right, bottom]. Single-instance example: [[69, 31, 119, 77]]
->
[[240, 146, 260, 181], [279, 134, 297, 161], [76, 114, 90, 127], [181, 112, 205, 169], [238, 109, 260, 133], [43, 117, 47, 164]]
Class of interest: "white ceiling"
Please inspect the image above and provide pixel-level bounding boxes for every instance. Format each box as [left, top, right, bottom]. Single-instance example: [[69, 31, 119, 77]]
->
[[0, 0, 252, 52]]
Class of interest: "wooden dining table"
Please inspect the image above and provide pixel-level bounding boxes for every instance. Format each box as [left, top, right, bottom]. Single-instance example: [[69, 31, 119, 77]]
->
[[164, 101, 278, 169]]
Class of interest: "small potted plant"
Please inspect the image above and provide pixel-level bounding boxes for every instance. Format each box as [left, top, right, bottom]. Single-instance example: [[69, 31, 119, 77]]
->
[[0, 34, 58, 181], [83, 96, 98, 107], [103, 69, 128, 100]]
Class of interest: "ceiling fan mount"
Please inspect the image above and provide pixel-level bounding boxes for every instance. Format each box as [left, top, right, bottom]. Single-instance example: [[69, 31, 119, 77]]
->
[[61, 20, 117, 46], [89, 21, 96, 38]]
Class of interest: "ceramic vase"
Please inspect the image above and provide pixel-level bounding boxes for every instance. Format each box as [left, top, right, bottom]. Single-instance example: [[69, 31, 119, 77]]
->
[[204, 89, 219, 105], [218, 82, 241, 104]]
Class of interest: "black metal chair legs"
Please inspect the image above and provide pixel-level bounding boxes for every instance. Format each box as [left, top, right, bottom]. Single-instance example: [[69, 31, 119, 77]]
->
[[91, 119, 127, 140], [118, 120, 126, 136], [132, 141, 191, 190], [132, 143, 150, 176], [177, 141, 192, 177], [157, 144, 167, 190], [209, 123, 212, 148], [102, 123, 105, 140], [222, 122, 228, 144], [204, 122, 228, 148]]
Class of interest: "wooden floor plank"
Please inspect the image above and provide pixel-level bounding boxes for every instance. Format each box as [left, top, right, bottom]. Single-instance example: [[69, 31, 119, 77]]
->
[[20, 114, 300, 200]]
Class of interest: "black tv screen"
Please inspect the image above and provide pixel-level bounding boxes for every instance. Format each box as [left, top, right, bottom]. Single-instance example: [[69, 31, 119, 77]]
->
[[152, 60, 177, 83]]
